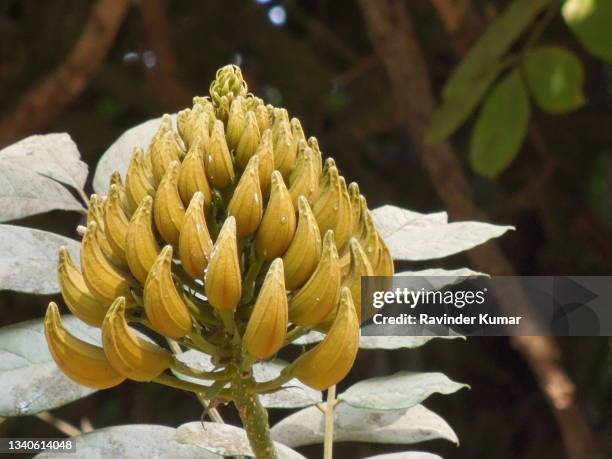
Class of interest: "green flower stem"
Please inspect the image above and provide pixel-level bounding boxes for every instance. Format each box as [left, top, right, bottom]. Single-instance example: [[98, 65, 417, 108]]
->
[[185, 332, 229, 358], [284, 325, 311, 344], [253, 364, 296, 394], [154, 373, 209, 393], [242, 249, 264, 305], [232, 374, 278, 459], [323, 385, 339, 459]]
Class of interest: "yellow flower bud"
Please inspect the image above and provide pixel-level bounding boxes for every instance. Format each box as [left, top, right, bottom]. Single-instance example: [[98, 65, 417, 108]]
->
[[205, 120, 235, 189], [154, 161, 186, 246], [177, 105, 211, 151], [125, 196, 161, 284], [209, 64, 248, 106], [235, 111, 261, 169], [282, 196, 322, 290], [256, 171, 296, 260], [178, 136, 212, 208], [307, 136, 323, 179], [312, 166, 353, 250], [289, 141, 319, 205], [288, 230, 341, 326], [226, 96, 246, 149], [125, 146, 155, 213], [290, 118, 305, 144], [292, 287, 359, 390], [205, 216, 242, 311], [109, 171, 131, 217], [255, 129, 275, 196], [227, 155, 263, 237], [255, 104, 272, 132], [150, 127, 184, 187], [273, 120, 297, 177], [179, 192, 213, 280], [243, 259, 288, 359], [103, 184, 130, 265]]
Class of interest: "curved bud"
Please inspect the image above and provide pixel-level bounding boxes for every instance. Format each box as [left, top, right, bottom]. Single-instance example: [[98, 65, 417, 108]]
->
[[312, 167, 353, 249], [255, 104, 272, 133], [359, 207, 382, 269], [227, 155, 263, 237], [59, 247, 108, 327], [209, 64, 247, 106], [45, 303, 125, 389], [348, 182, 362, 236], [154, 161, 186, 246], [109, 171, 131, 217], [255, 130, 275, 196], [150, 129, 183, 186], [341, 238, 373, 324], [143, 246, 193, 339], [288, 230, 341, 326], [179, 192, 213, 279], [104, 184, 130, 265], [125, 147, 156, 213], [273, 120, 297, 177], [205, 120, 235, 189], [226, 96, 245, 149], [235, 111, 261, 169], [307, 136, 323, 179], [256, 171, 296, 260], [292, 287, 359, 390], [81, 222, 134, 305], [290, 118, 305, 144], [178, 136, 212, 207], [125, 196, 161, 284], [205, 217, 242, 311], [289, 142, 319, 205], [374, 234, 394, 276], [282, 197, 322, 290], [243, 259, 288, 359], [86, 195, 118, 264], [177, 105, 211, 150], [102, 297, 172, 381]]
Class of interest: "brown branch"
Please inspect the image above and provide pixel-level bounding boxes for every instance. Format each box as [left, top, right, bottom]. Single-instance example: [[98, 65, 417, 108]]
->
[[136, 0, 192, 108], [359, 1, 601, 458], [0, 0, 130, 148]]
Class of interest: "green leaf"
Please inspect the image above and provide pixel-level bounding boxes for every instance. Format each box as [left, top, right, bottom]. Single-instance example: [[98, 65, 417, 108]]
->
[[563, 0, 612, 61], [426, 0, 551, 142], [339, 371, 468, 411], [0, 316, 99, 416], [523, 46, 586, 113], [36, 425, 220, 459], [470, 70, 530, 178], [271, 403, 458, 447]]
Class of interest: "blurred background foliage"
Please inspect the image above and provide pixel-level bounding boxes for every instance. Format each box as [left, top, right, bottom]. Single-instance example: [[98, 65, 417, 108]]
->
[[0, 0, 610, 458]]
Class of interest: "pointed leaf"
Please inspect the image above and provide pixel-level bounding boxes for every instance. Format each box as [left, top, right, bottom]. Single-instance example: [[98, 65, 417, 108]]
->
[[470, 70, 530, 178], [359, 335, 464, 350], [93, 115, 176, 195], [0, 133, 88, 191], [523, 46, 585, 113], [0, 163, 85, 222], [371, 206, 447, 238], [176, 422, 306, 459], [563, 0, 612, 61], [0, 316, 99, 416], [36, 425, 219, 458], [339, 372, 468, 410], [363, 453, 443, 459], [271, 403, 458, 447], [0, 224, 80, 294]]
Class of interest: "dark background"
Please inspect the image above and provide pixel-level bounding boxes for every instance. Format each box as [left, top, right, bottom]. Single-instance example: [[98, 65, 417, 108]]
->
[[0, 0, 610, 458]]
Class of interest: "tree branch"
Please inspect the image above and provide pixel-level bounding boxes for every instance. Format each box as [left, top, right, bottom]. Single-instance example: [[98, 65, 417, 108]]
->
[[359, 1, 601, 458], [0, 0, 130, 147]]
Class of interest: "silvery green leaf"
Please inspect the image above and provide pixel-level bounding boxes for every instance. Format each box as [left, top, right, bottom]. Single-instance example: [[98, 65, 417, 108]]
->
[[0, 163, 85, 222], [339, 372, 468, 410], [36, 424, 219, 459], [359, 335, 464, 350], [364, 453, 443, 459], [0, 133, 88, 192], [175, 422, 306, 459], [0, 315, 99, 416], [364, 453, 442, 459], [172, 351, 321, 409], [372, 205, 513, 260], [93, 115, 176, 195], [0, 224, 80, 294], [271, 403, 458, 447]]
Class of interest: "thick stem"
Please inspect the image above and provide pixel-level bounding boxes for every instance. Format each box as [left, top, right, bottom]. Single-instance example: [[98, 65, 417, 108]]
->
[[323, 386, 338, 459], [232, 374, 278, 459]]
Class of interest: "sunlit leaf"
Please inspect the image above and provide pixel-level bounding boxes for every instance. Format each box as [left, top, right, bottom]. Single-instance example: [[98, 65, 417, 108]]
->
[[363, 453, 443, 459], [271, 403, 458, 447], [372, 205, 513, 260], [563, 0, 612, 61], [523, 46, 585, 113], [92, 115, 176, 195], [0, 316, 99, 417], [0, 224, 80, 294], [176, 422, 306, 459], [359, 335, 464, 350], [470, 70, 530, 178], [339, 371, 468, 410], [36, 425, 219, 459]]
